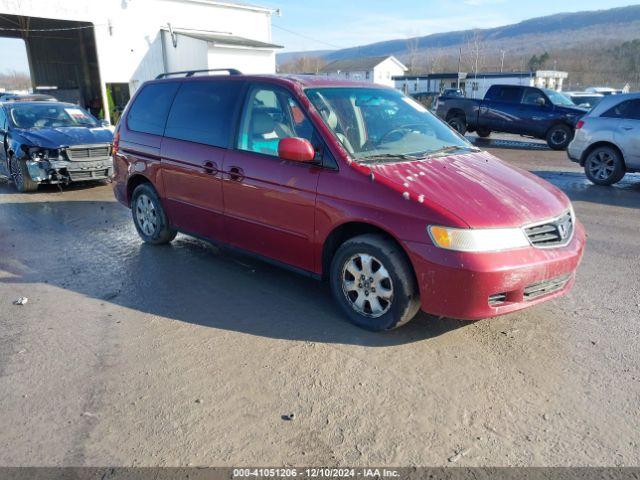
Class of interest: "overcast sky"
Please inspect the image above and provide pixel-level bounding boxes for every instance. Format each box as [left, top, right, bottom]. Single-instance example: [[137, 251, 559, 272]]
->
[[0, 0, 637, 73]]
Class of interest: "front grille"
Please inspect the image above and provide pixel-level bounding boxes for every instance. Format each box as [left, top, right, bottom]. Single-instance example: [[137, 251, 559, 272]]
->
[[67, 145, 111, 161], [68, 169, 110, 181], [524, 211, 574, 247], [524, 274, 571, 301]]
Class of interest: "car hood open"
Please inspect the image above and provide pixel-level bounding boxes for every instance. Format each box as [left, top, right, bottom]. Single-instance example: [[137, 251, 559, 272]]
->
[[368, 150, 570, 228], [16, 126, 113, 149]]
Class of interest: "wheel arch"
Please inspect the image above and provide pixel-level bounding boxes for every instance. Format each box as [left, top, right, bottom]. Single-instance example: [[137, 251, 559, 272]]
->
[[446, 108, 466, 122], [580, 141, 626, 168], [126, 173, 155, 206], [320, 221, 418, 284]]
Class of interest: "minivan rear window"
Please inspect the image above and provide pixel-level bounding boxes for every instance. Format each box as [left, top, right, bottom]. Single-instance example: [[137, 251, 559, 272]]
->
[[164, 81, 243, 148], [127, 82, 180, 135]]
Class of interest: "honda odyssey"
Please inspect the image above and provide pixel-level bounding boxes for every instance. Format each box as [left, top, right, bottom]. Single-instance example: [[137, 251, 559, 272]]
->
[[113, 70, 585, 331]]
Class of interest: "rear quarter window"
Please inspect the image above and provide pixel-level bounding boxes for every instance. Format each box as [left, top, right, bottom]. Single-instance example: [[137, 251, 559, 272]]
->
[[127, 82, 180, 135], [164, 80, 244, 148], [602, 99, 640, 120]]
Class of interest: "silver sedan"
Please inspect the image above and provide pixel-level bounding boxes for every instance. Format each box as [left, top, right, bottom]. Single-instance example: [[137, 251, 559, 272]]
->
[[568, 93, 640, 185]]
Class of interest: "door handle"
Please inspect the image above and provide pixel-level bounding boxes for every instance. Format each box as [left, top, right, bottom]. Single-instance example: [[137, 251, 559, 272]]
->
[[203, 161, 218, 175], [228, 166, 244, 182], [621, 126, 634, 131]]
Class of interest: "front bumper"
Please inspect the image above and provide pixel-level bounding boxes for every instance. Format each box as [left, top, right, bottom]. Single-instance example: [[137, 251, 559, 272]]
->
[[405, 220, 586, 320], [26, 158, 114, 184]]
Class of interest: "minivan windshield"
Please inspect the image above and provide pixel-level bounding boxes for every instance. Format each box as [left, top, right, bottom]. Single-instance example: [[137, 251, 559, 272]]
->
[[9, 103, 98, 129], [305, 87, 473, 161]]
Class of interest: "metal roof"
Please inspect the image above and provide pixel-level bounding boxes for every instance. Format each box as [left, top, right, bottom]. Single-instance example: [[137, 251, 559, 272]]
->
[[172, 30, 283, 49]]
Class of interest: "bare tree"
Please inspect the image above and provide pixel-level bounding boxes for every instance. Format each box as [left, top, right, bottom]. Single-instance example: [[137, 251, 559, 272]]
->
[[0, 70, 32, 90], [405, 36, 420, 74], [278, 56, 327, 74]]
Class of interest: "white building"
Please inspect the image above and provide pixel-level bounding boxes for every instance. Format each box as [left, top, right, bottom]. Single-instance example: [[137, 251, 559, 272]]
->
[[320, 56, 407, 88], [395, 70, 569, 99], [0, 0, 281, 122]]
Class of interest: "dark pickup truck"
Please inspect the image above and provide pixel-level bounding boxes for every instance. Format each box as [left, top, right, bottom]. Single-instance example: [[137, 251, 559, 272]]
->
[[435, 84, 587, 150]]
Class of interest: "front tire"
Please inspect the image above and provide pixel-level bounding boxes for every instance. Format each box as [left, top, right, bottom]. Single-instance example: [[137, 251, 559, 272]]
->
[[131, 183, 177, 245], [8, 154, 38, 193], [584, 146, 626, 186], [546, 124, 573, 150], [476, 127, 491, 138], [330, 234, 421, 331]]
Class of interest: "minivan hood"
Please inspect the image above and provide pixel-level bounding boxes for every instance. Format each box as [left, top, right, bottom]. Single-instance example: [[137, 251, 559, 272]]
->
[[15, 126, 113, 149], [369, 150, 570, 228]]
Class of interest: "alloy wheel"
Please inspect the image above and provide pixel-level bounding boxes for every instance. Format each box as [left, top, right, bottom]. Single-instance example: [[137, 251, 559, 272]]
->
[[9, 156, 23, 189], [551, 129, 568, 146], [135, 194, 158, 236], [587, 151, 616, 181], [341, 253, 394, 318]]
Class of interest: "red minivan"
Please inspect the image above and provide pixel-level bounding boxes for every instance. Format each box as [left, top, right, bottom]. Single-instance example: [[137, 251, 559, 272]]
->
[[113, 70, 585, 331]]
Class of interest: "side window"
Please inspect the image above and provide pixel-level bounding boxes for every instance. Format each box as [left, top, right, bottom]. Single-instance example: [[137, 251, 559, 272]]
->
[[487, 86, 523, 103], [127, 82, 180, 135], [522, 89, 546, 106], [165, 81, 243, 147], [237, 86, 315, 157], [602, 99, 640, 120]]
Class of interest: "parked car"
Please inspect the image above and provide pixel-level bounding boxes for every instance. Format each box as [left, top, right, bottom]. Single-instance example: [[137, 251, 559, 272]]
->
[[441, 88, 464, 98], [0, 93, 57, 102], [0, 101, 113, 192], [113, 70, 585, 332], [563, 91, 604, 109], [435, 84, 588, 149], [568, 93, 640, 185], [585, 87, 623, 96]]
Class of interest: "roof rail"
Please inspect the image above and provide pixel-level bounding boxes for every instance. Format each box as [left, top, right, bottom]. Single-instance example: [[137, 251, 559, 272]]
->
[[156, 68, 242, 79]]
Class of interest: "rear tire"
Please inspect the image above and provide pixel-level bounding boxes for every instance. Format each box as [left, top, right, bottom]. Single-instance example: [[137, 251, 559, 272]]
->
[[131, 183, 177, 245], [8, 154, 38, 193], [447, 116, 467, 135], [329, 234, 421, 331], [584, 146, 626, 186], [546, 124, 573, 150]]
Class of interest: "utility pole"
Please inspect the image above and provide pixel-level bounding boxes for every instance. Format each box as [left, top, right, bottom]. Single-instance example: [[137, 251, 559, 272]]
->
[[457, 47, 462, 89], [500, 50, 505, 73]]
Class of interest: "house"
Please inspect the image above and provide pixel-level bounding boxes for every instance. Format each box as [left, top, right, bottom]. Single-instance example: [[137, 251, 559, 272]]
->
[[320, 56, 407, 88], [395, 70, 569, 99], [0, 0, 282, 123]]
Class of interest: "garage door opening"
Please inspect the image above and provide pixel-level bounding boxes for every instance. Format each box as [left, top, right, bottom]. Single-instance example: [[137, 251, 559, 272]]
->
[[0, 14, 104, 118]]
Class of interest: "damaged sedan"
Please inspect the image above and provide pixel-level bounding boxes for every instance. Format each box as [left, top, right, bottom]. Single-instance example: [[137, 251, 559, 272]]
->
[[0, 101, 113, 192]]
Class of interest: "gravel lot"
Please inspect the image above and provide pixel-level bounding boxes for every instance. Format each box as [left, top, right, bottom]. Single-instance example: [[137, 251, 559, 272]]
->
[[1, 141, 639, 467]]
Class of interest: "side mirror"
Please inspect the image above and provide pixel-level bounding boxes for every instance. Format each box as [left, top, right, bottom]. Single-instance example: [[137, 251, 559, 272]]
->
[[278, 137, 315, 163], [535, 97, 546, 107], [100, 119, 111, 127]]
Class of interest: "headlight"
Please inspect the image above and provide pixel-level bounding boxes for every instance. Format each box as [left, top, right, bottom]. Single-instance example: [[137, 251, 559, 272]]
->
[[28, 148, 59, 161], [428, 225, 530, 252]]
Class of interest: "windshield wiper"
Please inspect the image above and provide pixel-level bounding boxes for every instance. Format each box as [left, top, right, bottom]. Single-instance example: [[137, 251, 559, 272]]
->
[[358, 153, 421, 164], [423, 145, 479, 157]]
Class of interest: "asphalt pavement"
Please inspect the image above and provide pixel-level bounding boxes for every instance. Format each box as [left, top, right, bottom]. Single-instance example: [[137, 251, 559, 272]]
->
[[0, 142, 639, 466]]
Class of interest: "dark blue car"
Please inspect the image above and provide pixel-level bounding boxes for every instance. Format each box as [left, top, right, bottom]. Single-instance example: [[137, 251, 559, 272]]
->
[[0, 101, 113, 192], [435, 85, 587, 150]]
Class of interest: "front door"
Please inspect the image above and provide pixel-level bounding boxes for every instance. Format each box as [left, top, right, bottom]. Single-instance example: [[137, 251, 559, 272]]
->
[[222, 84, 321, 272], [518, 88, 556, 137], [160, 79, 244, 241], [0, 108, 7, 170]]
